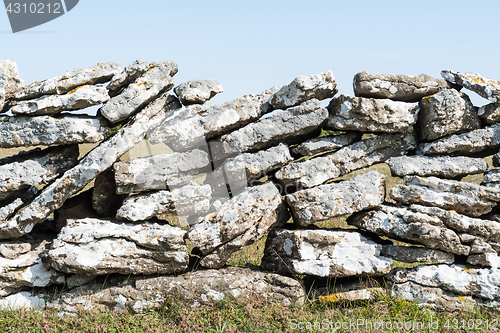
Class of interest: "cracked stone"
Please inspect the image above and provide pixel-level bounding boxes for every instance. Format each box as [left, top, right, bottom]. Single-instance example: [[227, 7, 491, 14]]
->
[[441, 70, 500, 103], [290, 132, 361, 157], [174, 79, 223, 106], [107, 58, 149, 97], [381, 245, 455, 264]]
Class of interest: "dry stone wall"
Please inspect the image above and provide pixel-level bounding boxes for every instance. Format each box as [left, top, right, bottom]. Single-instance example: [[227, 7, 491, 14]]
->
[[1, 58, 500, 313]]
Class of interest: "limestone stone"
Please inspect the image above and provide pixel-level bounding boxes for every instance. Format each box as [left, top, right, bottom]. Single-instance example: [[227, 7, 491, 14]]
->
[[10, 85, 110, 115], [275, 133, 416, 189], [353, 71, 448, 102], [0, 94, 180, 239], [107, 58, 149, 97], [348, 205, 470, 255], [418, 89, 481, 141], [187, 182, 289, 269], [467, 253, 500, 268], [116, 183, 211, 222], [381, 245, 455, 264], [441, 70, 500, 102], [216, 99, 328, 155], [0, 292, 47, 310], [0, 60, 22, 111], [0, 188, 38, 222], [0, 115, 109, 148], [290, 132, 361, 157], [42, 218, 188, 275], [390, 176, 500, 217], [386, 155, 489, 178], [286, 171, 385, 226], [14, 62, 121, 100], [482, 169, 500, 186], [326, 94, 419, 133], [261, 228, 392, 278], [0, 145, 79, 201], [99, 60, 178, 124], [317, 288, 384, 303], [174, 79, 223, 105], [478, 103, 500, 124], [91, 168, 121, 217], [269, 71, 337, 109], [114, 148, 210, 194]]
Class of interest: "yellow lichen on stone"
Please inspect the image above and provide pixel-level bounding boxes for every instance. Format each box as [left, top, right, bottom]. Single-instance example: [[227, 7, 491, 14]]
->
[[68, 85, 86, 94], [318, 293, 346, 303], [458, 296, 466, 301], [462, 268, 474, 272]]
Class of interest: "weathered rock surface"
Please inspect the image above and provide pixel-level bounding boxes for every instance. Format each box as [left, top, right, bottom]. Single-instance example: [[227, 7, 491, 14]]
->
[[261, 228, 392, 278], [0, 60, 22, 110], [418, 123, 500, 156], [14, 62, 121, 100], [107, 58, 149, 97], [467, 253, 500, 268], [0, 94, 180, 239], [386, 155, 489, 178], [326, 94, 419, 133], [116, 183, 211, 221], [114, 148, 210, 194], [0, 115, 109, 148], [174, 79, 223, 105], [441, 70, 500, 102], [390, 176, 500, 217], [216, 99, 328, 155], [286, 171, 385, 226], [275, 133, 416, 189], [100, 60, 178, 124], [353, 71, 448, 102], [349, 205, 470, 255], [381, 245, 455, 264], [0, 188, 38, 222], [43, 218, 188, 275], [149, 87, 278, 151], [418, 89, 481, 141], [187, 182, 289, 269], [269, 71, 337, 109], [478, 103, 500, 124], [10, 85, 110, 115], [0, 145, 79, 201], [290, 132, 361, 157], [91, 168, 121, 217], [483, 169, 500, 189]]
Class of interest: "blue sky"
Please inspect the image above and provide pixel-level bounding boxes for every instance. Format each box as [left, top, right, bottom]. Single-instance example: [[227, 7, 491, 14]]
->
[[1, 0, 499, 106]]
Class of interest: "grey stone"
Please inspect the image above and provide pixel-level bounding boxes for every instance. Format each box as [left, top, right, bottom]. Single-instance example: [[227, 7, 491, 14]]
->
[[0, 242, 30, 259], [482, 169, 500, 185], [187, 182, 289, 269], [14, 62, 121, 100], [478, 103, 500, 124], [174, 79, 223, 105], [114, 148, 210, 194], [0, 94, 180, 239], [275, 133, 416, 189], [386, 155, 489, 179], [0, 145, 79, 201], [316, 287, 385, 304], [116, 183, 212, 222], [10, 85, 110, 116], [441, 70, 500, 102], [381, 245, 455, 264], [326, 94, 419, 133], [353, 71, 448, 102], [290, 132, 361, 157], [269, 71, 337, 109], [0, 292, 47, 310], [99, 60, 178, 124], [286, 171, 385, 226], [107, 58, 149, 97], [0, 188, 38, 221], [261, 228, 392, 278], [0, 60, 22, 111], [390, 176, 500, 217], [467, 253, 500, 268], [418, 89, 481, 141], [216, 99, 328, 155], [91, 168, 121, 217], [43, 218, 188, 275]]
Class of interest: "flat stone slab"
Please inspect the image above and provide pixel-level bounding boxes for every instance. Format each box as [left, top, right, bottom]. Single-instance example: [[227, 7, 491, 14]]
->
[[0, 188, 37, 222], [0, 115, 109, 148], [114, 148, 210, 194], [286, 171, 385, 226], [187, 182, 289, 269], [174, 79, 223, 106], [467, 253, 500, 268], [326, 94, 419, 133], [418, 89, 481, 141], [14, 62, 121, 100], [10, 85, 110, 116], [116, 183, 211, 221], [261, 228, 392, 278], [386, 155, 489, 178], [100, 60, 178, 124], [390, 176, 500, 217], [275, 133, 416, 189], [0, 60, 22, 111], [478, 103, 500, 124], [381, 245, 455, 264], [441, 70, 500, 102], [483, 169, 500, 186], [290, 132, 361, 157], [43, 218, 188, 275], [0, 145, 79, 201], [353, 71, 448, 102], [269, 71, 337, 109], [107, 58, 149, 97]]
